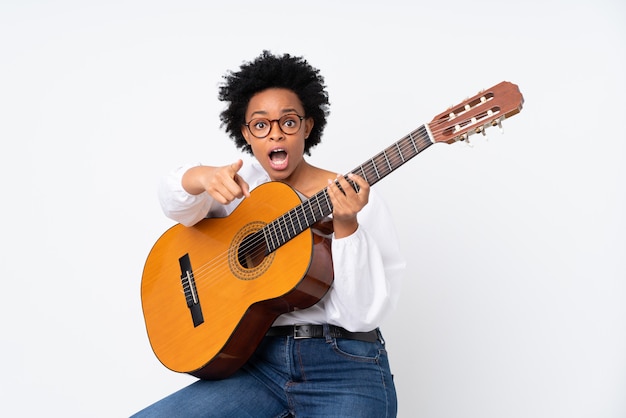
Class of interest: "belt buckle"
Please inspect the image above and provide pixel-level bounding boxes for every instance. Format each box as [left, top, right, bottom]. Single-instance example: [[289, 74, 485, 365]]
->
[[293, 324, 313, 339]]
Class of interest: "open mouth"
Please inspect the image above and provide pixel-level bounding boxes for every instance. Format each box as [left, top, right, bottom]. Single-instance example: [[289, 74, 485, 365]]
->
[[269, 149, 288, 170]]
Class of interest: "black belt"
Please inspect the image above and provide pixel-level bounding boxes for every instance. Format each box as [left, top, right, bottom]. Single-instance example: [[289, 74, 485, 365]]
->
[[266, 324, 379, 343]]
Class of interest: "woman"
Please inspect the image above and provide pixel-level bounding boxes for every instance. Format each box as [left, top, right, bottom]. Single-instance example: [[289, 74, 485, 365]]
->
[[134, 51, 406, 417]]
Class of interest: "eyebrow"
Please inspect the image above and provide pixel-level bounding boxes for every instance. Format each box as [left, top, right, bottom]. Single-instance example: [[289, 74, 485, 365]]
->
[[249, 108, 301, 119]]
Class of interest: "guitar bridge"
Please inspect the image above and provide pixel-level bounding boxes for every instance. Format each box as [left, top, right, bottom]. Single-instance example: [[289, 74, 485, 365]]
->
[[179, 253, 204, 327]]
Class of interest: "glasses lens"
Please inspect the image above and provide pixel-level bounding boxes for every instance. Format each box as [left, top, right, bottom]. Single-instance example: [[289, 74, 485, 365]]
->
[[248, 119, 270, 138], [247, 114, 302, 138], [278, 114, 301, 134]]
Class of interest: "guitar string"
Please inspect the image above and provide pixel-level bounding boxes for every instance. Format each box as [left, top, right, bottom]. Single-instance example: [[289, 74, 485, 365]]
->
[[172, 114, 498, 295], [147, 97, 516, 359], [147, 99, 511, 356], [181, 128, 435, 292], [184, 115, 486, 292], [149, 117, 503, 352], [157, 87, 510, 290], [184, 192, 326, 290]]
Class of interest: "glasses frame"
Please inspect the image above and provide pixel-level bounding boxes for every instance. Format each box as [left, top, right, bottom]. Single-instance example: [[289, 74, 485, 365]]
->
[[244, 114, 305, 139]]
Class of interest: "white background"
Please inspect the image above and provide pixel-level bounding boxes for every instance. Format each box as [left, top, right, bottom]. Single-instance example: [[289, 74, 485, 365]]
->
[[1, 1, 624, 417]]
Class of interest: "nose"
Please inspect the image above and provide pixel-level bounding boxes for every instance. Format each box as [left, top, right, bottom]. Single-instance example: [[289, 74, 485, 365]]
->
[[267, 120, 284, 140]]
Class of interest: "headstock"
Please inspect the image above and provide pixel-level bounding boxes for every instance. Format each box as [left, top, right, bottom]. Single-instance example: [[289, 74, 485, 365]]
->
[[428, 81, 524, 144]]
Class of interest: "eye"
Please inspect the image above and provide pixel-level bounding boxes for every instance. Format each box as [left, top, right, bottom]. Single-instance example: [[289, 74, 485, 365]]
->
[[281, 115, 298, 128], [252, 119, 268, 130]]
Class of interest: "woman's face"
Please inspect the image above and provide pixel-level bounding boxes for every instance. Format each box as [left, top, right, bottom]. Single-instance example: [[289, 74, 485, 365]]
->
[[241, 88, 314, 181]]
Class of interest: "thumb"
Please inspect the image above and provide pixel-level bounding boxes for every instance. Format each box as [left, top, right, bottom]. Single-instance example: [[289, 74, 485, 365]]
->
[[230, 159, 244, 174]]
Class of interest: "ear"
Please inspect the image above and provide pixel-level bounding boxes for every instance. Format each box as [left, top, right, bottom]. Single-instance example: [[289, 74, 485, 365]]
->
[[304, 117, 314, 139], [241, 125, 251, 145]]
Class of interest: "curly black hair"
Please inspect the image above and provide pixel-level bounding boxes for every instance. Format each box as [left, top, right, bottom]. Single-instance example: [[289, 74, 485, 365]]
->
[[218, 51, 330, 156]]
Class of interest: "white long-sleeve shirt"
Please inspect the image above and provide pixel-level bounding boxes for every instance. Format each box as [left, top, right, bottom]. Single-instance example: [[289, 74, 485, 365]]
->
[[158, 158, 406, 332]]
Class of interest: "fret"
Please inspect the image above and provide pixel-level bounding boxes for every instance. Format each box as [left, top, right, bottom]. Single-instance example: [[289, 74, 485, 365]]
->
[[408, 132, 418, 155], [295, 204, 304, 232], [281, 213, 290, 239], [358, 165, 368, 183], [261, 227, 271, 253], [395, 141, 406, 163], [315, 195, 324, 218], [374, 154, 390, 178], [288, 209, 296, 236], [386, 143, 402, 171], [278, 216, 286, 245], [382, 150, 392, 172], [322, 191, 331, 213], [266, 221, 278, 252], [307, 199, 316, 223], [282, 216, 290, 244], [371, 158, 380, 180], [303, 203, 312, 226]]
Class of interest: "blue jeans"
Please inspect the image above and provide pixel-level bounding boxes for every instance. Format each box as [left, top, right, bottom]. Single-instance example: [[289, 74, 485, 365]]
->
[[132, 326, 397, 417]]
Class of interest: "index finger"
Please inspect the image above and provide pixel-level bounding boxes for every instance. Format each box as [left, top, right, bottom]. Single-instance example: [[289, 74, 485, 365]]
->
[[347, 173, 369, 192]]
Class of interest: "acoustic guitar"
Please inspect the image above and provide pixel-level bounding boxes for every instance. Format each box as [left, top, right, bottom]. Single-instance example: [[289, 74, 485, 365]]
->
[[140, 81, 524, 379]]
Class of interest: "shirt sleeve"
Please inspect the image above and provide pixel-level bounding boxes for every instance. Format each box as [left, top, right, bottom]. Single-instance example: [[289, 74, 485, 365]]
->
[[157, 159, 267, 226], [323, 189, 406, 332]]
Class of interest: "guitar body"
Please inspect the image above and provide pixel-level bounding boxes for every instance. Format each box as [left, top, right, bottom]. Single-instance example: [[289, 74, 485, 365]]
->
[[140, 181, 334, 380]]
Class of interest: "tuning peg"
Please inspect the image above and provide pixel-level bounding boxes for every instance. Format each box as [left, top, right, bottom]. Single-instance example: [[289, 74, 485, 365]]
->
[[458, 132, 473, 146]]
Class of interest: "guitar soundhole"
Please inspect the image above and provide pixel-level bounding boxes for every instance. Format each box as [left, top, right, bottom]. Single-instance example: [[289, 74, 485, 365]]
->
[[238, 232, 267, 268], [229, 221, 275, 280]]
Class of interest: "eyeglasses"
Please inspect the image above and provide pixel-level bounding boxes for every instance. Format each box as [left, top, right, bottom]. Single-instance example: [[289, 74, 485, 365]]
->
[[244, 114, 305, 139]]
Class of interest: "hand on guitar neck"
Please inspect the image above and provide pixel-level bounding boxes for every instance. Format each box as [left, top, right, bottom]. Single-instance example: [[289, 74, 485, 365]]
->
[[327, 173, 370, 238]]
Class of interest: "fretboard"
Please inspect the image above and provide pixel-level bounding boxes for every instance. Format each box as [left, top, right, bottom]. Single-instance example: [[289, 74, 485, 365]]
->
[[263, 124, 434, 254]]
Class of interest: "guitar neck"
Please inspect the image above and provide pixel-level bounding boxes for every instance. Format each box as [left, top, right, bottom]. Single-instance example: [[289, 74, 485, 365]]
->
[[262, 80, 525, 254], [348, 124, 434, 187], [263, 124, 434, 253]]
